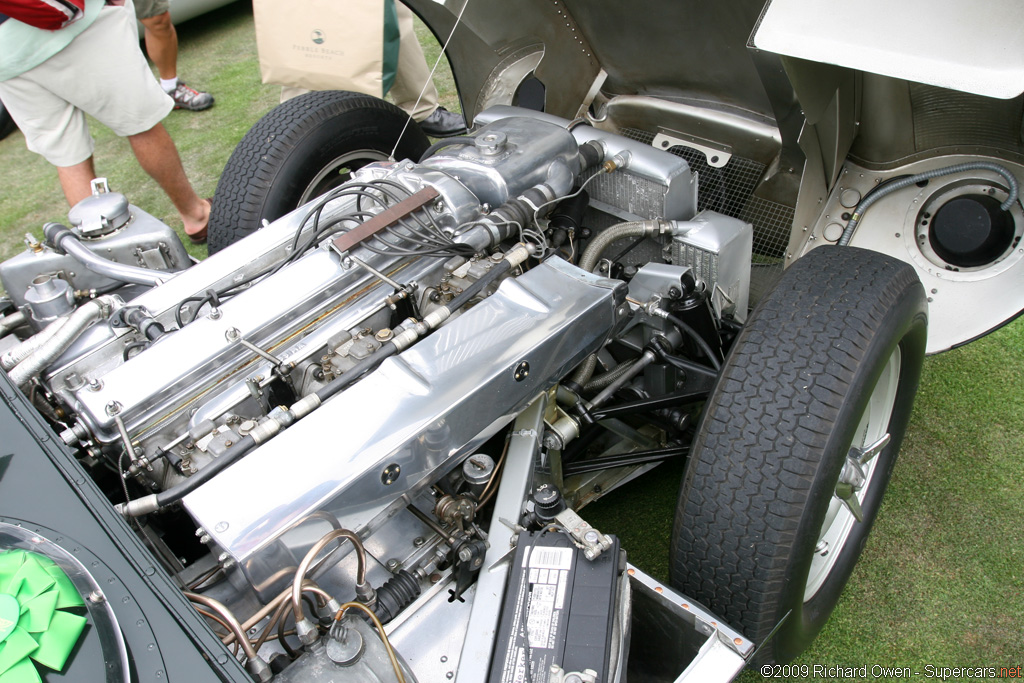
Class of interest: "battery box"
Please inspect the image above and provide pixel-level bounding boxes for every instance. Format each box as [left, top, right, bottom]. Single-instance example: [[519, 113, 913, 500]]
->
[[488, 530, 622, 683]]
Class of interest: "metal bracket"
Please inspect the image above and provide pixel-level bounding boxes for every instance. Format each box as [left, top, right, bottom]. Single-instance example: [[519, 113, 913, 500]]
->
[[652, 132, 732, 168]]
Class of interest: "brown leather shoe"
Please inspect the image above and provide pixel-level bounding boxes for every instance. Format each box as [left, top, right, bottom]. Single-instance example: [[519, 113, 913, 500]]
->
[[187, 224, 207, 244], [186, 198, 211, 244]]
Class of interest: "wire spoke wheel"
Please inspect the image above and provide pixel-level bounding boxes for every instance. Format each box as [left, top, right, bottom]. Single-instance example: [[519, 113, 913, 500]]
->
[[297, 149, 391, 205], [208, 91, 429, 254]]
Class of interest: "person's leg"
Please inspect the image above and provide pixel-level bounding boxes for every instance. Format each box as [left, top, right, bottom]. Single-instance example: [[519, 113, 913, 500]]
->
[[57, 3, 209, 236], [137, 2, 213, 110], [140, 11, 178, 81], [128, 123, 209, 237], [390, 3, 464, 136], [0, 66, 97, 208], [56, 158, 98, 206]]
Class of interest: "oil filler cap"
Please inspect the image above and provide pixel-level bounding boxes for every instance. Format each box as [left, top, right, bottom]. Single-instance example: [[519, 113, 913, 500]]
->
[[68, 178, 131, 239]]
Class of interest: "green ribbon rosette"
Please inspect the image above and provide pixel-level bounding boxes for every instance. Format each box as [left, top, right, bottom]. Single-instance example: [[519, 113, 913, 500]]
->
[[0, 550, 87, 683]]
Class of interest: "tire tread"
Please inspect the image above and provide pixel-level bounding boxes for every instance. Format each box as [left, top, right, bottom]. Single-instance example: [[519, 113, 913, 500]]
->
[[670, 246, 926, 652], [208, 91, 427, 253]]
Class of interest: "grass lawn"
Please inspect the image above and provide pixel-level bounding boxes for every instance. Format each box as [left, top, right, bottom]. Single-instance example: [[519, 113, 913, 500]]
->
[[0, 3, 1020, 679]]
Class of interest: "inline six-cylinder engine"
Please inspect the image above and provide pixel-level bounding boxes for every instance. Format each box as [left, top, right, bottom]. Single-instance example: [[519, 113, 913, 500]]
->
[[0, 111, 755, 681]]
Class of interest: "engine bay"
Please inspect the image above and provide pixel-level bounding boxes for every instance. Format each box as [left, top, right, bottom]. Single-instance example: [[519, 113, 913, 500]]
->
[[0, 113, 757, 681]]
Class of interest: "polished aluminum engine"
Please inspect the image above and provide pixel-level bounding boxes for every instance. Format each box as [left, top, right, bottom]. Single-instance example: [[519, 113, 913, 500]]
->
[[0, 113, 757, 681]]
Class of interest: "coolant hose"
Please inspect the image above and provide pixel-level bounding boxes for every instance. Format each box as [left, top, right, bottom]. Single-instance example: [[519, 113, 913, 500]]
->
[[837, 162, 1019, 246], [44, 222, 169, 287], [578, 140, 605, 172], [589, 350, 657, 409], [578, 220, 663, 273], [571, 220, 667, 386], [0, 311, 26, 338], [7, 296, 118, 387], [1, 318, 67, 370]]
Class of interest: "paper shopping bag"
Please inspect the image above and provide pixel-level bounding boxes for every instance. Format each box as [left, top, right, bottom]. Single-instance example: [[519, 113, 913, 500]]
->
[[253, 0, 397, 96]]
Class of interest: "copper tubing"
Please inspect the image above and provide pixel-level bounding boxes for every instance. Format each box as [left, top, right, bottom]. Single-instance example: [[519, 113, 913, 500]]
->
[[223, 577, 333, 647], [194, 607, 240, 656], [186, 592, 258, 661], [478, 433, 512, 508], [253, 599, 291, 653], [301, 583, 334, 606], [336, 601, 406, 683], [292, 529, 366, 621]]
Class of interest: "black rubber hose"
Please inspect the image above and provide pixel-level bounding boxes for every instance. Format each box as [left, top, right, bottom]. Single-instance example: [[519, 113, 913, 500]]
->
[[141, 352, 389, 510], [447, 258, 513, 312], [420, 135, 477, 162], [663, 312, 722, 371], [124, 307, 166, 341], [155, 434, 258, 507], [316, 256, 515, 404], [315, 341, 399, 403], [578, 140, 604, 171]]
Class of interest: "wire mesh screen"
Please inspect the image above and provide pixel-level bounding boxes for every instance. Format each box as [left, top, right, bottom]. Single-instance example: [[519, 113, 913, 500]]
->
[[619, 127, 793, 302]]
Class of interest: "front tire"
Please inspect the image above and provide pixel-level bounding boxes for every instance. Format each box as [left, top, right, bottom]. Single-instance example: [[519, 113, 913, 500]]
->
[[207, 90, 430, 254], [670, 246, 927, 663]]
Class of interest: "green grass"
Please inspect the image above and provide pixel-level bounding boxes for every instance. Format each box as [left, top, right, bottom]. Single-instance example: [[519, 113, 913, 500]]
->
[[0, 3, 458, 267], [0, 2, 282, 265], [1, 4, 1021, 680]]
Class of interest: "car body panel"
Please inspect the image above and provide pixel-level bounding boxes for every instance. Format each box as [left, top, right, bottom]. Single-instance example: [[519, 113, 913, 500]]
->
[[408, 0, 1024, 352], [753, 0, 1024, 100]]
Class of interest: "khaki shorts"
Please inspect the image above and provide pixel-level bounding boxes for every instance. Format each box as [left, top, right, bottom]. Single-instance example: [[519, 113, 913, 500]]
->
[[133, 0, 170, 21], [0, 1, 173, 167]]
